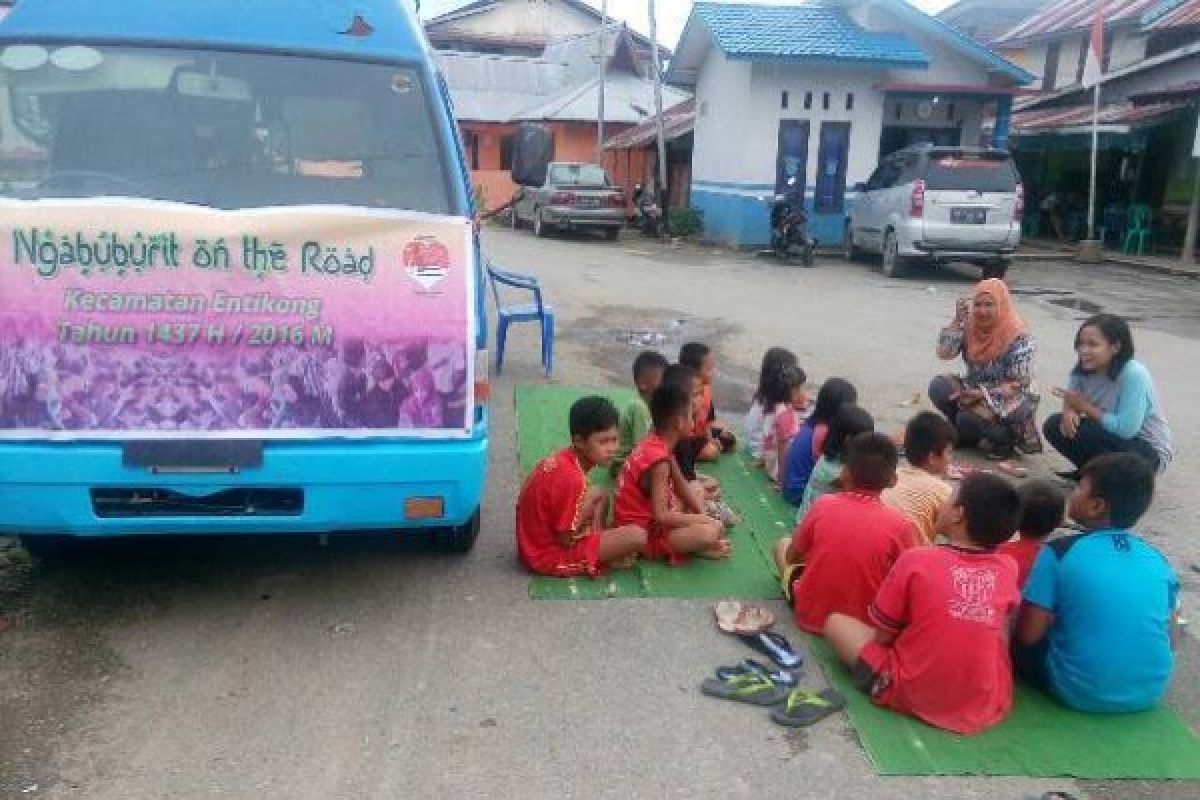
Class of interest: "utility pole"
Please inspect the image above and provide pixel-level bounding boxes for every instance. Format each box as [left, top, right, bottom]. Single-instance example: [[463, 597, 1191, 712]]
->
[[595, 0, 608, 165], [648, 0, 668, 236]]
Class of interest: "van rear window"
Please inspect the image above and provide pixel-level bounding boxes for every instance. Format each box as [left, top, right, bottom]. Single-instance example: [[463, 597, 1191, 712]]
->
[[924, 154, 1018, 192]]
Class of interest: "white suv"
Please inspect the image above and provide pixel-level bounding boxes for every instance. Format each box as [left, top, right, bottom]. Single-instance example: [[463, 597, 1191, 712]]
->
[[844, 146, 1023, 278]]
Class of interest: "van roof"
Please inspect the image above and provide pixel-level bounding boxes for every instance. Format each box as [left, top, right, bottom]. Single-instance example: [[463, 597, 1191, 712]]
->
[[0, 0, 429, 62]]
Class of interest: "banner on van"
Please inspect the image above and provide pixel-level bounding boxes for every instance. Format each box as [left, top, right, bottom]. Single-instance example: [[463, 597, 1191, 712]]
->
[[0, 200, 475, 439]]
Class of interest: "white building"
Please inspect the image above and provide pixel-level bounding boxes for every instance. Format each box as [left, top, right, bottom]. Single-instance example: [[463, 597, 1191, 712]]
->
[[665, 1, 1033, 248]]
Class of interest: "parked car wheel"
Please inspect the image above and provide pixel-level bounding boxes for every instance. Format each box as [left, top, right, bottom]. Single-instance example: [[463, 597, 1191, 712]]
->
[[843, 221, 863, 262], [533, 210, 548, 238], [604, 227, 619, 241], [881, 229, 906, 278]]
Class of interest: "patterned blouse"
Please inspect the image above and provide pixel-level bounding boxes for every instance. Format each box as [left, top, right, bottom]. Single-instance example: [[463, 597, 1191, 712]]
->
[[938, 326, 1039, 423]]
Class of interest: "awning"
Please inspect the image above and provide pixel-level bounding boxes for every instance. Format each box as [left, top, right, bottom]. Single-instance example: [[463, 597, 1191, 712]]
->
[[1130, 81, 1200, 104], [996, 101, 1190, 136], [604, 98, 695, 150]]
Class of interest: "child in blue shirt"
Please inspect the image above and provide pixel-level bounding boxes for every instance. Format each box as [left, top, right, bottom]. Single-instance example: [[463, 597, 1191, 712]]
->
[[1015, 453, 1180, 713]]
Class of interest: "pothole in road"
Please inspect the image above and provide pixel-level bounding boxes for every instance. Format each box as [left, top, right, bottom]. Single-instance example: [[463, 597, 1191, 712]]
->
[[567, 306, 755, 411]]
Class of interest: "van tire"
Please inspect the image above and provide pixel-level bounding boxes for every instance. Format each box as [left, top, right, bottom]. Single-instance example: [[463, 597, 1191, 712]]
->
[[18, 535, 81, 564], [843, 221, 863, 262], [437, 509, 481, 554], [604, 227, 620, 241], [982, 259, 1010, 280], [881, 230, 906, 278]]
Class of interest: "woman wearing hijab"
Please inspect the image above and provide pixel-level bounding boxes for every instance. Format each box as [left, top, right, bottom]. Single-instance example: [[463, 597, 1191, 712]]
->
[[928, 279, 1041, 457]]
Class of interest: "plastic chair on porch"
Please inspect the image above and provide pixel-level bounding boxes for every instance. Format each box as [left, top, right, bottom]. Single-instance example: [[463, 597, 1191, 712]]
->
[[486, 262, 554, 376], [1123, 204, 1155, 255]]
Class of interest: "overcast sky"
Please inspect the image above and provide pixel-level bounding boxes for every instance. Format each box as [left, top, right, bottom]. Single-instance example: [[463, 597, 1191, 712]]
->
[[419, 0, 957, 52]]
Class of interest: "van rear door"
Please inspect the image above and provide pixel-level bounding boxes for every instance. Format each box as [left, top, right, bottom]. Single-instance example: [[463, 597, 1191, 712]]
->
[[921, 151, 1018, 247]]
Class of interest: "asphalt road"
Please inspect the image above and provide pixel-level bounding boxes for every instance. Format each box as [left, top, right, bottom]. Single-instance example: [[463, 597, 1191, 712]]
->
[[1, 228, 1198, 799]]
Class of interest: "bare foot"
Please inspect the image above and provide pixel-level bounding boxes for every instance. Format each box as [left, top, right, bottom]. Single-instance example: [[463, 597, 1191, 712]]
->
[[697, 539, 732, 560]]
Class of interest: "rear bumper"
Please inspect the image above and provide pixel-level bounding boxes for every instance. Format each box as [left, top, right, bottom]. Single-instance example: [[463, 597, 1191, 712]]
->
[[0, 431, 488, 537], [541, 206, 624, 228], [895, 219, 1019, 258]]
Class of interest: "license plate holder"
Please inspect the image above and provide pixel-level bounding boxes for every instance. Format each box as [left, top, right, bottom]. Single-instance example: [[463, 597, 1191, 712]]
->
[[952, 208, 987, 224]]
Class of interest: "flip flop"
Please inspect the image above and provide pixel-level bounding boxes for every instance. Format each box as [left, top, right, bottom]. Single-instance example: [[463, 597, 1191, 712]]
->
[[713, 601, 775, 635], [700, 672, 790, 707], [738, 631, 803, 669], [769, 688, 847, 728], [715, 659, 799, 688]]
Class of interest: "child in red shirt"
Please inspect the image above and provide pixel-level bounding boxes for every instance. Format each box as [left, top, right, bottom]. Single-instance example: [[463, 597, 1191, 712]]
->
[[1000, 480, 1064, 588], [773, 432, 916, 632], [824, 473, 1023, 735], [516, 396, 648, 577], [615, 382, 729, 563]]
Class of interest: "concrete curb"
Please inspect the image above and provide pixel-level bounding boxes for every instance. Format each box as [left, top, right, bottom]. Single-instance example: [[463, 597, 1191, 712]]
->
[[1014, 250, 1200, 278]]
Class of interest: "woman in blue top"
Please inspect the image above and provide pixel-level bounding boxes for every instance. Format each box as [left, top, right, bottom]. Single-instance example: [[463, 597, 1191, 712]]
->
[[1046, 314, 1173, 478]]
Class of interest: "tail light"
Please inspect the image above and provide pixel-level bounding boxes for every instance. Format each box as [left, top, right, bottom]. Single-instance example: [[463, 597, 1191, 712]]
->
[[608, 192, 625, 207], [1015, 183, 1025, 220], [910, 179, 925, 218], [552, 191, 576, 205], [474, 349, 490, 409]]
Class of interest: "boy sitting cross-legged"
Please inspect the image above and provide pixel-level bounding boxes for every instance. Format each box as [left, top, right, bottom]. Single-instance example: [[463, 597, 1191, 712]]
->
[[1015, 453, 1180, 713], [615, 382, 730, 563], [774, 432, 917, 633], [613, 350, 669, 476], [825, 473, 1023, 735], [516, 396, 648, 577], [882, 411, 957, 546]]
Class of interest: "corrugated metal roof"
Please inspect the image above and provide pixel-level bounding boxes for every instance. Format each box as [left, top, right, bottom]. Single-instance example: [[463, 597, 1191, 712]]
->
[[604, 98, 695, 149], [1004, 100, 1188, 134], [692, 2, 929, 67], [1144, 0, 1200, 29], [997, 0, 1161, 44], [517, 72, 689, 124], [436, 50, 567, 122]]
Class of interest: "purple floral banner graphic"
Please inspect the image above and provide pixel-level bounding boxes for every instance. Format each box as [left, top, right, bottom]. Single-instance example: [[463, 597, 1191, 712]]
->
[[0, 201, 474, 439]]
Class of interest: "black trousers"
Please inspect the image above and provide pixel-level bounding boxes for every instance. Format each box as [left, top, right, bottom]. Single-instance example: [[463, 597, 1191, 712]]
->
[[928, 375, 1013, 452], [1043, 414, 1160, 471]]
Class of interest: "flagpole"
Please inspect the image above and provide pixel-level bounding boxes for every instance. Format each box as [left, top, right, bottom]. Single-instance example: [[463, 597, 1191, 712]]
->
[[1088, 80, 1099, 242]]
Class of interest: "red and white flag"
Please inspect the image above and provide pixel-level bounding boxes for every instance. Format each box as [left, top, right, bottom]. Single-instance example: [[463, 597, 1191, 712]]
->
[[1082, 1, 1105, 88]]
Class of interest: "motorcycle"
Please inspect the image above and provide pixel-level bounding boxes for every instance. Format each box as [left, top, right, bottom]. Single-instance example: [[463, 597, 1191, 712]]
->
[[767, 178, 816, 266], [632, 183, 664, 237]]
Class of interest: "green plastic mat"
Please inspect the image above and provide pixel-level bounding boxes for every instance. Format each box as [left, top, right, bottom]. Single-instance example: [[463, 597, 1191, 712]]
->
[[806, 636, 1200, 779], [516, 385, 793, 600]]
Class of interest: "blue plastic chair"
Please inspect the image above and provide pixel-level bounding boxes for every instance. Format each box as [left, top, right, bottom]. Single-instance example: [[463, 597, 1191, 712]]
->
[[487, 262, 554, 376]]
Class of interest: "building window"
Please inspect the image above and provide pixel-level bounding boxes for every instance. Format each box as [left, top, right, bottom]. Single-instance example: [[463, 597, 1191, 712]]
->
[[1075, 37, 1088, 84], [804, 91, 813, 110], [781, 90, 789, 110], [845, 93, 854, 111], [894, 102, 903, 121], [822, 92, 831, 110], [1043, 41, 1061, 90], [500, 134, 515, 171], [946, 102, 956, 121], [463, 131, 480, 171]]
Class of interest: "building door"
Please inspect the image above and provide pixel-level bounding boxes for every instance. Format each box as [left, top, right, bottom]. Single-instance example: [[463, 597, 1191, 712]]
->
[[775, 120, 810, 196], [814, 121, 851, 215]]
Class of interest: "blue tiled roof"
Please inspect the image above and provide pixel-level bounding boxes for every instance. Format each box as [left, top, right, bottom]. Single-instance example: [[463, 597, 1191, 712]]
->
[[692, 2, 929, 67]]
